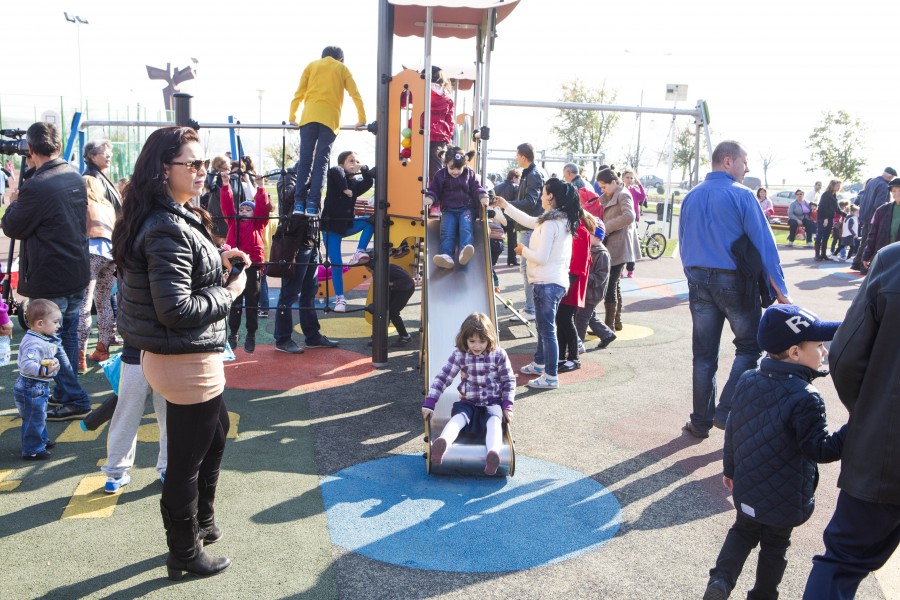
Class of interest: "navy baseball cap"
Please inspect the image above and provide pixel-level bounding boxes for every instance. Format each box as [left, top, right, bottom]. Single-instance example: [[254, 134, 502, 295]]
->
[[757, 305, 841, 354]]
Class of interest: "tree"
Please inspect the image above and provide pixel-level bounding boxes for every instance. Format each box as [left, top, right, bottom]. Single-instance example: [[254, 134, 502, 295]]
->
[[622, 144, 647, 173], [759, 151, 777, 187], [805, 110, 866, 182], [551, 79, 620, 180], [264, 139, 299, 171], [670, 125, 707, 187]]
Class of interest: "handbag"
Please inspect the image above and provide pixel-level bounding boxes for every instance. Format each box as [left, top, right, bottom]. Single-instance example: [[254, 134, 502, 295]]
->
[[266, 226, 303, 278]]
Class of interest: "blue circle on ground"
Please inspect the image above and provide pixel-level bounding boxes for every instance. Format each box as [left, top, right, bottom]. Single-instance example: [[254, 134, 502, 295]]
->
[[320, 454, 622, 572]]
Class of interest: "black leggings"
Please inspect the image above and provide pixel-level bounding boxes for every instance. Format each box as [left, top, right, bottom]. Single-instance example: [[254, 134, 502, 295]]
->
[[556, 303, 579, 362], [162, 394, 230, 517], [605, 264, 624, 304], [389, 287, 414, 337]]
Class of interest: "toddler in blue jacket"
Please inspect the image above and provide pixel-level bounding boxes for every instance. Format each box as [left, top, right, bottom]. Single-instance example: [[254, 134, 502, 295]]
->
[[703, 304, 847, 600]]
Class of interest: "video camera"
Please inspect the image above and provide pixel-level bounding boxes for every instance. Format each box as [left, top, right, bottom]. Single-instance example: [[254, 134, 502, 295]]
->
[[0, 129, 29, 157]]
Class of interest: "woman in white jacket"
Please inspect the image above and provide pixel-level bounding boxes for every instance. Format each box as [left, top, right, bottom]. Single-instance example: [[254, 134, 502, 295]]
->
[[493, 178, 581, 389]]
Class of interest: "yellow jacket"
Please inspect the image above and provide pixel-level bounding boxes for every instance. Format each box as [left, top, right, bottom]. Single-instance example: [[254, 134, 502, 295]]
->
[[288, 57, 366, 133]]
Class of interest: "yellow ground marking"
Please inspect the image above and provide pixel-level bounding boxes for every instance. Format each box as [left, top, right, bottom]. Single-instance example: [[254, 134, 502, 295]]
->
[[61, 475, 121, 519], [137, 422, 159, 443], [0, 415, 20, 438], [584, 323, 654, 342], [56, 419, 107, 443], [96, 458, 106, 467], [306, 317, 394, 340], [0, 469, 21, 492], [227, 411, 239, 439]]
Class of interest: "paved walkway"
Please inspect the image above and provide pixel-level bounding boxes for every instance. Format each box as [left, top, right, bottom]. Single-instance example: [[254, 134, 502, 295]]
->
[[0, 244, 897, 599]]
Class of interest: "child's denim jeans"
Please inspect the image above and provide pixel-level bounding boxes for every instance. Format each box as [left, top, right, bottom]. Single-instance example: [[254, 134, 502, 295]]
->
[[14, 376, 51, 456]]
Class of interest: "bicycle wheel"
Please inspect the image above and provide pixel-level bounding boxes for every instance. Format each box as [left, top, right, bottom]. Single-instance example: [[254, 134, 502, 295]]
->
[[646, 233, 667, 259]]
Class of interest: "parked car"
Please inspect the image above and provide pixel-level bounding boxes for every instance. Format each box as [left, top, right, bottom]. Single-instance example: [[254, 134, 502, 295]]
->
[[640, 174, 663, 187], [771, 190, 796, 208]]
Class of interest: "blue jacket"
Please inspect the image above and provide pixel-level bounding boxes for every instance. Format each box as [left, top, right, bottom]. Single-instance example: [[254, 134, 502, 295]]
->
[[724, 358, 846, 528]]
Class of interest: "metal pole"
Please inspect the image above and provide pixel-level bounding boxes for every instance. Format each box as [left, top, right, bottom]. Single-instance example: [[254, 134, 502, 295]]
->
[[173, 93, 193, 127], [257, 89, 264, 169], [477, 10, 496, 182], [372, 0, 394, 367], [421, 8, 433, 189], [491, 98, 702, 118]]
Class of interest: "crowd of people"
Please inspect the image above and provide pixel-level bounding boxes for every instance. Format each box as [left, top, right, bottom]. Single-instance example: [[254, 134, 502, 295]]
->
[[1, 44, 897, 596]]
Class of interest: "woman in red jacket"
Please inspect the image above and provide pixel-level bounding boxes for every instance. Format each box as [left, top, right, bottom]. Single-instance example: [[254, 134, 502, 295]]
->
[[557, 208, 599, 372], [220, 178, 269, 353]]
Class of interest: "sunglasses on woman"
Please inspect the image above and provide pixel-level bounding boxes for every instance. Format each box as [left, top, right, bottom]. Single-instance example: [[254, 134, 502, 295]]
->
[[167, 159, 210, 173]]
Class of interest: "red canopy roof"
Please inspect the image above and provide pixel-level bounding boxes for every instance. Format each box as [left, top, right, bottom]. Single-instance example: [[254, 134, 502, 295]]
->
[[390, 0, 521, 39]]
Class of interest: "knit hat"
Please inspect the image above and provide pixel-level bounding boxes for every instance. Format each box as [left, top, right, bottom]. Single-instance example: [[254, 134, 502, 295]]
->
[[885, 167, 898, 177], [757, 305, 840, 354], [239, 201, 255, 211]]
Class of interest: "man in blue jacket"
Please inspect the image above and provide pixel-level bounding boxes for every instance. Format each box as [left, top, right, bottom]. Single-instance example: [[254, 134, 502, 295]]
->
[[679, 140, 791, 438]]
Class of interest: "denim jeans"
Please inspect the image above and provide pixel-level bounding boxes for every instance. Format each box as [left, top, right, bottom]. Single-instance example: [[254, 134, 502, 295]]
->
[[518, 229, 535, 313], [47, 292, 90, 410], [274, 247, 322, 345], [685, 267, 762, 431], [532, 283, 565, 377], [709, 512, 792, 600], [14, 376, 51, 455], [804, 491, 900, 600], [439, 206, 474, 258], [293, 123, 337, 212], [324, 219, 374, 296]]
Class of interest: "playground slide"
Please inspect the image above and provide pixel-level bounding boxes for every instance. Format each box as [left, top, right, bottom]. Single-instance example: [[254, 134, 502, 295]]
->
[[422, 216, 514, 476]]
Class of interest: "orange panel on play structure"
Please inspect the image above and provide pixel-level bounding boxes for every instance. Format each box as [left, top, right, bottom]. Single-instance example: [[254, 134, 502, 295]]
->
[[387, 69, 428, 220]]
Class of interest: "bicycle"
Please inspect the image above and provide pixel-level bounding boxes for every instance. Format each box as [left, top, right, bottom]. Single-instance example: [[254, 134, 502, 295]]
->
[[639, 220, 667, 259]]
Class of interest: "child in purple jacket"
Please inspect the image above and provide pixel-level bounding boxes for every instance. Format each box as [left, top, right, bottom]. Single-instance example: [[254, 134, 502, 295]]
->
[[424, 147, 489, 269]]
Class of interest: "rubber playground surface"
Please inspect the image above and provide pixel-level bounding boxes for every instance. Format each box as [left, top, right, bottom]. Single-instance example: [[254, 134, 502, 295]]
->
[[1, 247, 898, 599]]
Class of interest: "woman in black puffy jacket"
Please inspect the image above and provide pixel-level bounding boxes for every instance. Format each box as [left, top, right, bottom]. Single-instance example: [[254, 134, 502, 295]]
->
[[112, 127, 249, 580]]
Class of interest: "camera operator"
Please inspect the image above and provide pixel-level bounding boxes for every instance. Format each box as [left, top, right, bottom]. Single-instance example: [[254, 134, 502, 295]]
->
[[0, 122, 92, 421]]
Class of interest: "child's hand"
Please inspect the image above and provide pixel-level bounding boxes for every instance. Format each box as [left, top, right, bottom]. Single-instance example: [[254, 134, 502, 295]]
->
[[255, 175, 265, 186], [422, 407, 433, 421], [423, 197, 433, 208], [479, 195, 489, 207], [45, 358, 60, 376], [503, 409, 513, 424], [722, 476, 733, 492], [514, 243, 525, 256], [343, 189, 353, 197]]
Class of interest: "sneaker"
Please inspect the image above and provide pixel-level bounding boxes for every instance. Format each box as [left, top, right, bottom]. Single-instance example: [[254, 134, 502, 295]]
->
[[104, 472, 131, 494], [306, 335, 339, 349], [433, 254, 454, 269], [484, 450, 501, 476], [527, 374, 560, 389], [23, 450, 52, 461], [348, 250, 370, 266], [520, 361, 545, 375], [428, 205, 442, 218], [244, 334, 256, 354], [788, 240, 795, 246], [46, 440, 56, 449], [520, 310, 535, 321], [257, 309, 269, 318], [334, 296, 347, 312], [703, 578, 730, 600], [48, 397, 63, 407], [458, 244, 475, 265], [390, 240, 411, 259], [577, 339, 586, 355], [626, 270, 634, 278], [597, 333, 617, 349], [305, 206, 319, 217], [292, 202, 306, 216], [430, 437, 448, 465], [160, 471, 166, 485], [227, 334, 238, 350], [275, 340, 304, 354], [682, 421, 710, 439], [46, 406, 91, 422], [394, 334, 412, 347], [557, 360, 580, 373]]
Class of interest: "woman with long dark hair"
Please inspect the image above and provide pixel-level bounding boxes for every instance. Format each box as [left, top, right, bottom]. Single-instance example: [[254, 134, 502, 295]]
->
[[492, 177, 579, 389], [596, 168, 638, 331], [112, 126, 249, 580]]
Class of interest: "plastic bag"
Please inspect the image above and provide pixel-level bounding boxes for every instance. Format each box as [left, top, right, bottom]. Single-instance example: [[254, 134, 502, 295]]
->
[[99, 353, 123, 394]]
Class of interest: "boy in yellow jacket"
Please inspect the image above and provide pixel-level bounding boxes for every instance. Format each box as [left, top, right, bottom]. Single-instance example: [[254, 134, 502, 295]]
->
[[288, 46, 366, 217]]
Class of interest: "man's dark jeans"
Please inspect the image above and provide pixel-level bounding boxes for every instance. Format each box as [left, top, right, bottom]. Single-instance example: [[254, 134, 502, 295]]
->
[[274, 247, 322, 345], [709, 512, 793, 600], [685, 267, 762, 431], [47, 292, 90, 410]]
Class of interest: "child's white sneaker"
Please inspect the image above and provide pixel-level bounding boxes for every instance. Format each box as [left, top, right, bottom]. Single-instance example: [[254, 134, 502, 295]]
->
[[433, 254, 454, 269], [458, 244, 475, 265], [484, 450, 500, 476], [348, 250, 369, 266], [431, 437, 448, 465], [334, 295, 347, 312], [520, 361, 544, 375], [527, 373, 560, 389], [428, 205, 442, 218]]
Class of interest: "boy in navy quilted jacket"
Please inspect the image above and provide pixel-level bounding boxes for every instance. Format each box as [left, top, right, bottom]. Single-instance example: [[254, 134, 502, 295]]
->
[[703, 305, 848, 600]]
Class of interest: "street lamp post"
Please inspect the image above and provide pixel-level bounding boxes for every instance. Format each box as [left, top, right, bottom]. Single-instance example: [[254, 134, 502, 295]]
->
[[257, 89, 264, 171], [64, 12, 89, 111]]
